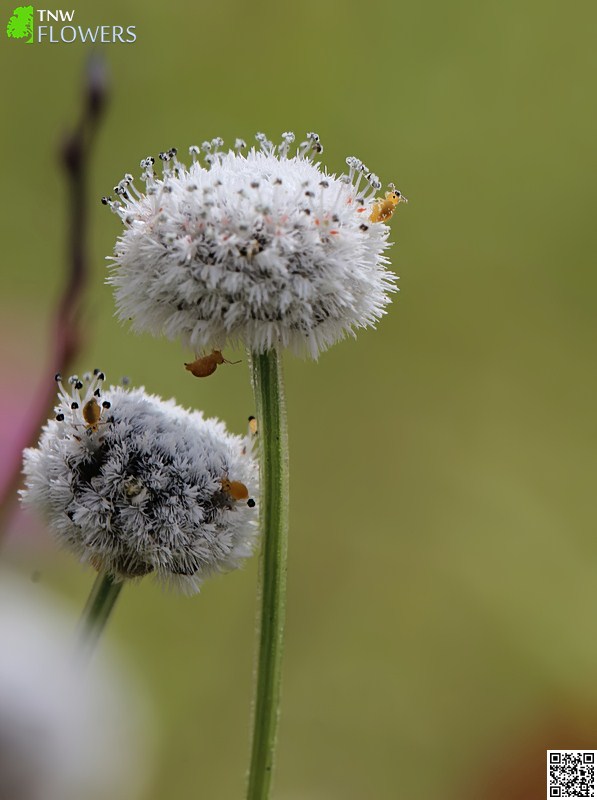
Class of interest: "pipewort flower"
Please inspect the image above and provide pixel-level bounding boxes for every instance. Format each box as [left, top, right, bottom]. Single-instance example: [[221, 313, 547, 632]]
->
[[103, 132, 405, 358], [102, 130, 407, 799], [20, 370, 258, 593]]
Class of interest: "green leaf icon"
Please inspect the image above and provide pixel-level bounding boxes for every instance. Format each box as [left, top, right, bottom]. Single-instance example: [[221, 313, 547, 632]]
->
[[6, 6, 34, 43]]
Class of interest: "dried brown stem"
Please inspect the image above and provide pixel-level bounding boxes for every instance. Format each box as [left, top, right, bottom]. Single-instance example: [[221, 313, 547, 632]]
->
[[0, 56, 109, 537]]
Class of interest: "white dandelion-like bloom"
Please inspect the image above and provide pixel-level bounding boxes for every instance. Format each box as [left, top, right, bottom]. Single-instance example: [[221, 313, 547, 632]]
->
[[104, 132, 405, 358], [0, 572, 150, 800], [21, 370, 258, 593]]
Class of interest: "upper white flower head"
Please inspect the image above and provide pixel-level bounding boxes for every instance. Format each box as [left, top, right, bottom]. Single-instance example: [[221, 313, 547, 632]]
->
[[104, 132, 405, 358], [21, 371, 258, 593]]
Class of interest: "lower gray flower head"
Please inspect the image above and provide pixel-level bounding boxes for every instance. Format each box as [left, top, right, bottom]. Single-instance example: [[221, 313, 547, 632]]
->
[[21, 371, 258, 593], [104, 133, 406, 358]]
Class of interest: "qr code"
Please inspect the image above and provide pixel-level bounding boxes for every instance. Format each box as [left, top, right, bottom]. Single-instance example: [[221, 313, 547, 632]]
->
[[548, 751, 596, 798]]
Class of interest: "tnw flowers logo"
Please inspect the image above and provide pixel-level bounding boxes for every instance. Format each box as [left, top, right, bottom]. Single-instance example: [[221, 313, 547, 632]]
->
[[5, 6, 136, 43], [6, 5, 34, 43]]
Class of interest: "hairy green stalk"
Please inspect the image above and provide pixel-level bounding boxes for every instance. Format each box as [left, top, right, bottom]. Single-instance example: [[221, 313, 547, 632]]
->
[[77, 572, 123, 662], [247, 349, 290, 800]]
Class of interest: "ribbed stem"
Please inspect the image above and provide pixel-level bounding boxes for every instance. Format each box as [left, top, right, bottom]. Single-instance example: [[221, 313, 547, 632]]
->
[[247, 349, 289, 800], [77, 572, 123, 663]]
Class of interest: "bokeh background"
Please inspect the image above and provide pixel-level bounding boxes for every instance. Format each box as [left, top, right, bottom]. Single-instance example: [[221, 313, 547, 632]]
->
[[1, 0, 596, 797]]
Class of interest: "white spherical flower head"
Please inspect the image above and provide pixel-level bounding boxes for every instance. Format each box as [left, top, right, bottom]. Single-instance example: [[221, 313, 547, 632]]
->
[[21, 371, 258, 593], [104, 133, 406, 358], [0, 572, 150, 800]]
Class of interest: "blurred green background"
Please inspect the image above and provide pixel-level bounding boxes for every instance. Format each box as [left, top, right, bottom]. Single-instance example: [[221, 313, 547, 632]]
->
[[1, 0, 596, 797]]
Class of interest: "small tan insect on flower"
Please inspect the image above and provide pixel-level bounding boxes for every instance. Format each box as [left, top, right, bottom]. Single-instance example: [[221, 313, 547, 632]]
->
[[242, 416, 259, 456], [221, 477, 256, 508], [184, 350, 241, 378], [248, 415, 258, 437], [54, 371, 112, 434], [82, 398, 102, 431], [81, 396, 112, 432], [369, 184, 407, 224]]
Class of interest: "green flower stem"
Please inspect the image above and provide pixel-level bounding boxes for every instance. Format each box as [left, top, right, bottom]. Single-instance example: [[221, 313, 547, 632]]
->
[[77, 572, 123, 662], [247, 349, 290, 800]]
